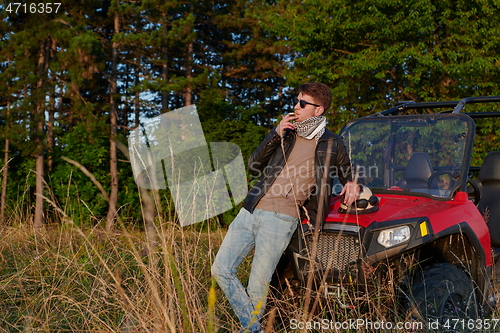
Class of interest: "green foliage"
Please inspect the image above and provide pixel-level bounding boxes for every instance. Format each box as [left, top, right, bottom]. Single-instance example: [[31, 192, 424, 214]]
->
[[2, 0, 500, 228], [198, 84, 268, 161], [264, 0, 500, 129], [51, 124, 110, 224], [197, 84, 268, 225], [463, 105, 500, 168]]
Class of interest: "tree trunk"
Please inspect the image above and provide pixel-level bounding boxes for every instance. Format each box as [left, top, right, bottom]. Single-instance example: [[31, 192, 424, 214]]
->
[[47, 38, 57, 172], [106, 12, 120, 231], [33, 40, 50, 230], [34, 145, 44, 229], [185, 41, 193, 106], [135, 63, 140, 128], [1, 59, 11, 227], [1, 102, 10, 227], [47, 98, 55, 172], [161, 24, 169, 112]]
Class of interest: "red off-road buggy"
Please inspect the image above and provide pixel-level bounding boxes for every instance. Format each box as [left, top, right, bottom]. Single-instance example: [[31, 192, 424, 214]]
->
[[272, 96, 500, 331]]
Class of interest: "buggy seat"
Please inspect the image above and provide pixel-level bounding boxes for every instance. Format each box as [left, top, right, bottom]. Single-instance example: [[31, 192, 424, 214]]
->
[[477, 152, 500, 247], [397, 152, 435, 189]]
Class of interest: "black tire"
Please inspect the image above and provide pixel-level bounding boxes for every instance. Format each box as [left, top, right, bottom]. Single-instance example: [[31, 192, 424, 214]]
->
[[405, 263, 479, 331]]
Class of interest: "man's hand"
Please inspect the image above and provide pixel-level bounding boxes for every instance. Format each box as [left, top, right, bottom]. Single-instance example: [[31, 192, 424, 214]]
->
[[277, 113, 298, 136], [340, 182, 360, 206]]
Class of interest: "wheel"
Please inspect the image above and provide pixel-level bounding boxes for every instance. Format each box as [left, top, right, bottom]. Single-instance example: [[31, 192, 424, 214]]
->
[[405, 263, 479, 330]]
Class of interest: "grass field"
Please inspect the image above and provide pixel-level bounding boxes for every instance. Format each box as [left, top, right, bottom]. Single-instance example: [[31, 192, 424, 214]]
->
[[0, 221, 238, 332], [0, 220, 449, 333], [0, 186, 497, 332]]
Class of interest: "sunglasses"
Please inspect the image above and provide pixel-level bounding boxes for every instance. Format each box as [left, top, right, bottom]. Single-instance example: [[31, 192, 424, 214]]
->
[[294, 97, 320, 109]]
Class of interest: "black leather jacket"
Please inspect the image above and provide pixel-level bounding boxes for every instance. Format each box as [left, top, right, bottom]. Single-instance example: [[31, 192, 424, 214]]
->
[[242, 127, 352, 227]]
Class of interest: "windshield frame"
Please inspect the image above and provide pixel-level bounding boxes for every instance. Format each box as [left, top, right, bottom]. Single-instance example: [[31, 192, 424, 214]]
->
[[340, 113, 476, 200]]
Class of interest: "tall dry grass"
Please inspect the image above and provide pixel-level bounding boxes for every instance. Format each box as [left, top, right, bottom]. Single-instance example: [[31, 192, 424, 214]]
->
[[0, 218, 404, 332], [0, 201, 422, 333], [0, 219, 236, 331], [0, 172, 498, 332], [0, 165, 250, 332]]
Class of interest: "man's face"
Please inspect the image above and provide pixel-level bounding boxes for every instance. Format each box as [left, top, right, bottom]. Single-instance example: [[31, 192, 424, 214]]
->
[[294, 92, 324, 122]]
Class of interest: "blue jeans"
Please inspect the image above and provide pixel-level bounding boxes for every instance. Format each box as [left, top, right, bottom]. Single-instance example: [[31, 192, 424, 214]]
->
[[212, 208, 298, 332]]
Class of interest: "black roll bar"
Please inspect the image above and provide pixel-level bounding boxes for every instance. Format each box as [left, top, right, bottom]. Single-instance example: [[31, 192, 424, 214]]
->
[[372, 96, 500, 117]]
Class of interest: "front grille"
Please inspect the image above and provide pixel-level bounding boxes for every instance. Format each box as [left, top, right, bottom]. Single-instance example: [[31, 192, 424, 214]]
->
[[304, 232, 360, 272]]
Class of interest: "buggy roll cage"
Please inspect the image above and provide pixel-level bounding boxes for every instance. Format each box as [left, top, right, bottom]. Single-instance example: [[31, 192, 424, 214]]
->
[[370, 96, 500, 118], [369, 95, 500, 174]]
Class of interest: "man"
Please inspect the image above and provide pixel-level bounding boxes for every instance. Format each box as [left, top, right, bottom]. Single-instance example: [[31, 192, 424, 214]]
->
[[212, 82, 359, 332]]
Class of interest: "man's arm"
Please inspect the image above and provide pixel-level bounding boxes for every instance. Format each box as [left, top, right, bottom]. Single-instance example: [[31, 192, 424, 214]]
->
[[340, 182, 360, 206], [247, 127, 282, 176], [335, 137, 360, 206], [248, 114, 297, 176]]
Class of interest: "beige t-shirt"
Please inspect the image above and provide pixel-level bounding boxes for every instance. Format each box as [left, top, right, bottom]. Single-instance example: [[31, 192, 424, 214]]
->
[[256, 136, 316, 218]]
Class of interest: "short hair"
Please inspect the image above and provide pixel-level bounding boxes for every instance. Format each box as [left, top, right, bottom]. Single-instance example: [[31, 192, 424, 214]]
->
[[298, 82, 332, 111]]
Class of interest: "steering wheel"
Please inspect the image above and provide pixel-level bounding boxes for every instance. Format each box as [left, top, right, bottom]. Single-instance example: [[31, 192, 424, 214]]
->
[[466, 177, 481, 205], [427, 171, 458, 189], [427, 171, 481, 203]]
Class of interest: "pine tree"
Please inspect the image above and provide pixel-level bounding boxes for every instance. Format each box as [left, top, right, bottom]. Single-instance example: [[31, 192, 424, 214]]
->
[[265, 0, 500, 129], [106, 8, 120, 231], [0, 0, 109, 227]]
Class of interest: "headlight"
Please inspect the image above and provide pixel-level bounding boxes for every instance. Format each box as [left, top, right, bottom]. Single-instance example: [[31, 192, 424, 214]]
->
[[377, 226, 411, 248]]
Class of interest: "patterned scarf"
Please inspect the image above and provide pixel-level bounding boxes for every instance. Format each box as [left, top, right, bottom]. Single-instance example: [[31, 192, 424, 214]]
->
[[295, 115, 326, 143]]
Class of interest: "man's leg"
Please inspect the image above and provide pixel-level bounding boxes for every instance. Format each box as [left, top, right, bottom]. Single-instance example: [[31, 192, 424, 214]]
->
[[212, 208, 257, 329], [246, 210, 299, 326]]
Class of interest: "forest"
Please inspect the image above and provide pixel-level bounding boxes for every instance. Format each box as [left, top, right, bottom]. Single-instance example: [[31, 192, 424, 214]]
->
[[2, 0, 500, 230], [2, 1, 500, 331]]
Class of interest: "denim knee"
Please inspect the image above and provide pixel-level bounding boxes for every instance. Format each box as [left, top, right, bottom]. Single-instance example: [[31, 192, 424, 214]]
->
[[211, 256, 230, 281], [211, 259, 221, 279]]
